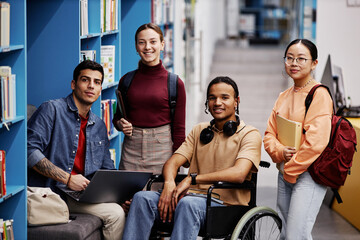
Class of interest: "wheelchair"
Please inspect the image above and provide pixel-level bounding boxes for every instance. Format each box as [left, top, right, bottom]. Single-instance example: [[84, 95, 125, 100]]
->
[[146, 161, 282, 240]]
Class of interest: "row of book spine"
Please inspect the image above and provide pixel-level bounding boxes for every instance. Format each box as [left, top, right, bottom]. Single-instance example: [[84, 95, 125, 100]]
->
[[0, 150, 5, 199], [0, 2, 10, 47], [101, 0, 119, 33], [0, 219, 14, 240], [81, 0, 119, 36], [0, 66, 16, 122], [101, 99, 117, 137], [152, 0, 174, 25]]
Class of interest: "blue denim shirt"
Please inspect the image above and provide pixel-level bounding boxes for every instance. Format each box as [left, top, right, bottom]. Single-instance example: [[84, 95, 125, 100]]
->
[[27, 94, 115, 192]]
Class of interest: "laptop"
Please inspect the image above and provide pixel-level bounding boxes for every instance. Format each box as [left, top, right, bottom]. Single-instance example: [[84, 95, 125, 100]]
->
[[58, 170, 152, 204]]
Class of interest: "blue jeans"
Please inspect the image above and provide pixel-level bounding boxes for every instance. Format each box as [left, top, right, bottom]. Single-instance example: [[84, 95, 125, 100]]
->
[[277, 171, 327, 240], [122, 191, 223, 240]]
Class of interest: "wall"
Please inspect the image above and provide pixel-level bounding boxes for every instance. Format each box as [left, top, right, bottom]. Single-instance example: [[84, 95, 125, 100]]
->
[[316, 0, 360, 105], [194, 0, 226, 91]]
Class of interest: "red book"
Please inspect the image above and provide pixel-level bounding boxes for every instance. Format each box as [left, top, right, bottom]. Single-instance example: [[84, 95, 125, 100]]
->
[[0, 150, 6, 197]]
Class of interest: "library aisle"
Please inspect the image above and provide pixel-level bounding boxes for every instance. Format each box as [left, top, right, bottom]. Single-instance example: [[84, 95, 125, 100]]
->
[[187, 39, 360, 239]]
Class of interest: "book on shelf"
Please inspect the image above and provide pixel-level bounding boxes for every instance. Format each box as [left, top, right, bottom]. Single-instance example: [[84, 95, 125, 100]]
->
[[80, 0, 88, 36], [163, 28, 173, 68], [0, 66, 15, 121], [81, 50, 96, 62], [9, 74, 15, 119], [0, 150, 6, 197], [152, 0, 174, 25], [109, 148, 116, 168], [0, 219, 14, 240], [276, 114, 302, 172], [0, 2, 10, 47], [164, 0, 174, 23], [101, 0, 118, 32], [152, 0, 163, 25], [101, 99, 116, 137], [100, 45, 115, 86]]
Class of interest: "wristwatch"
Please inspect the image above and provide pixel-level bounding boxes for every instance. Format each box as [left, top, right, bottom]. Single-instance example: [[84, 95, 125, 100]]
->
[[190, 173, 197, 185]]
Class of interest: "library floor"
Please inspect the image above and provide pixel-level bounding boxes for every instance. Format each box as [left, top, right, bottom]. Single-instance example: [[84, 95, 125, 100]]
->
[[185, 39, 360, 239]]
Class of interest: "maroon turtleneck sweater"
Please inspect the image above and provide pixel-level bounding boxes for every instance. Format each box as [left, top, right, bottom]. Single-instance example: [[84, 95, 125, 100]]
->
[[114, 61, 186, 151]]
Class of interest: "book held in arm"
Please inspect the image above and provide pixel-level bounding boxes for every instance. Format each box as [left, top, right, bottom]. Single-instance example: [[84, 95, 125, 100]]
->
[[115, 89, 127, 119], [276, 114, 302, 172]]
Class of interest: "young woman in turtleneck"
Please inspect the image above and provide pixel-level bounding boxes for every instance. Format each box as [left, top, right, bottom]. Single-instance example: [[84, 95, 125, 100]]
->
[[113, 23, 186, 175]]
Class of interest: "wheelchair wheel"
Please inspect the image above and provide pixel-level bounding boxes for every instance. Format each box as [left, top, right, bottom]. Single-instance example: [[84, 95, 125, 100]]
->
[[230, 206, 282, 240]]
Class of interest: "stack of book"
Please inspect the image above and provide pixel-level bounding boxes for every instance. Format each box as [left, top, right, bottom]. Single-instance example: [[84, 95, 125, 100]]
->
[[0, 219, 14, 240], [0, 66, 16, 121], [101, 99, 116, 137]]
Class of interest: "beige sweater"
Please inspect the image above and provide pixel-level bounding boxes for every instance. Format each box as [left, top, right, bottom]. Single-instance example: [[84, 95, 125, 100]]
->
[[263, 81, 333, 183]]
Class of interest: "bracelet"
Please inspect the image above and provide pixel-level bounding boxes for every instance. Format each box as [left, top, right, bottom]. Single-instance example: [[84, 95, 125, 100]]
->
[[66, 174, 72, 187]]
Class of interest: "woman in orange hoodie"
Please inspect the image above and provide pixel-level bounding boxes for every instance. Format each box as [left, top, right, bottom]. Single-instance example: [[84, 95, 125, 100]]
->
[[263, 39, 333, 240]]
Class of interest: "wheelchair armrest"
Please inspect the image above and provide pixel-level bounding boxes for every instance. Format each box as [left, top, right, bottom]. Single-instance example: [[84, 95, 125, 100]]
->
[[146, 174, 188, 191], [206, 180, 255, 207]]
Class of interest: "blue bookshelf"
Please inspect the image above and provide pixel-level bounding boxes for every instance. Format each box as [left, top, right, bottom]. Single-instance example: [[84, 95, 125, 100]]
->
[[121, 0, 151, 75], [0, 0, 27, 239], [27, 0, 122, 167]]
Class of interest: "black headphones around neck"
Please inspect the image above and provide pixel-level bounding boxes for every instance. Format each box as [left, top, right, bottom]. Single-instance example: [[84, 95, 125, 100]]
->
[[200, 116, 240, 145]]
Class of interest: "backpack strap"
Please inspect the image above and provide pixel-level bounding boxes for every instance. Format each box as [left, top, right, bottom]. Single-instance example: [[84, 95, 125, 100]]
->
[[305, 84, 334, 116], [119, 70, 137, 116], [332, 188, 343, 204], [167, 72, 178, 121], [120, 70, 137, 96], [303, 84, 335, 134]]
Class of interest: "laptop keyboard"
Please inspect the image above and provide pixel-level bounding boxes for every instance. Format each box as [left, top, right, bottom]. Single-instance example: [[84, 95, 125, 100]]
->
[[67, 190, 83, 199]]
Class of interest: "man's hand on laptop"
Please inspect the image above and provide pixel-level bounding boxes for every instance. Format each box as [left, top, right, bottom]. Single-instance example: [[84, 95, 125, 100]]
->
[[68, 174, 90, 191]]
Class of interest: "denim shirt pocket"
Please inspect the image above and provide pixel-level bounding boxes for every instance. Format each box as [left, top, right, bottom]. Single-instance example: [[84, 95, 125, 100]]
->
[[90, 139, 106, 168]]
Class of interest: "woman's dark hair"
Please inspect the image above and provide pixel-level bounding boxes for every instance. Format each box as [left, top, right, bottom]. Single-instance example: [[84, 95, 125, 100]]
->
[[284, 39, 318, 60], [135, 23, 164, 43], [205, 76, 239, 114], [73, 60, 104, 83]]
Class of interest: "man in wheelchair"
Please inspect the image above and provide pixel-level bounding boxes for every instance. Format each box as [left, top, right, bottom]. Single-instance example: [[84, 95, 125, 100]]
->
[[122, 76, 262, 240]]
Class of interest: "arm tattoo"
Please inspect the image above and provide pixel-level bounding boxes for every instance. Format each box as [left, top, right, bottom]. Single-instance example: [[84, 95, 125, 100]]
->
[[33, 158, 68, 184]]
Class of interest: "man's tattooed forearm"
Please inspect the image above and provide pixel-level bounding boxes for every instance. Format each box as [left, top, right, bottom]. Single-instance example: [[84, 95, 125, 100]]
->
[[34, 158, 67, 182]]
